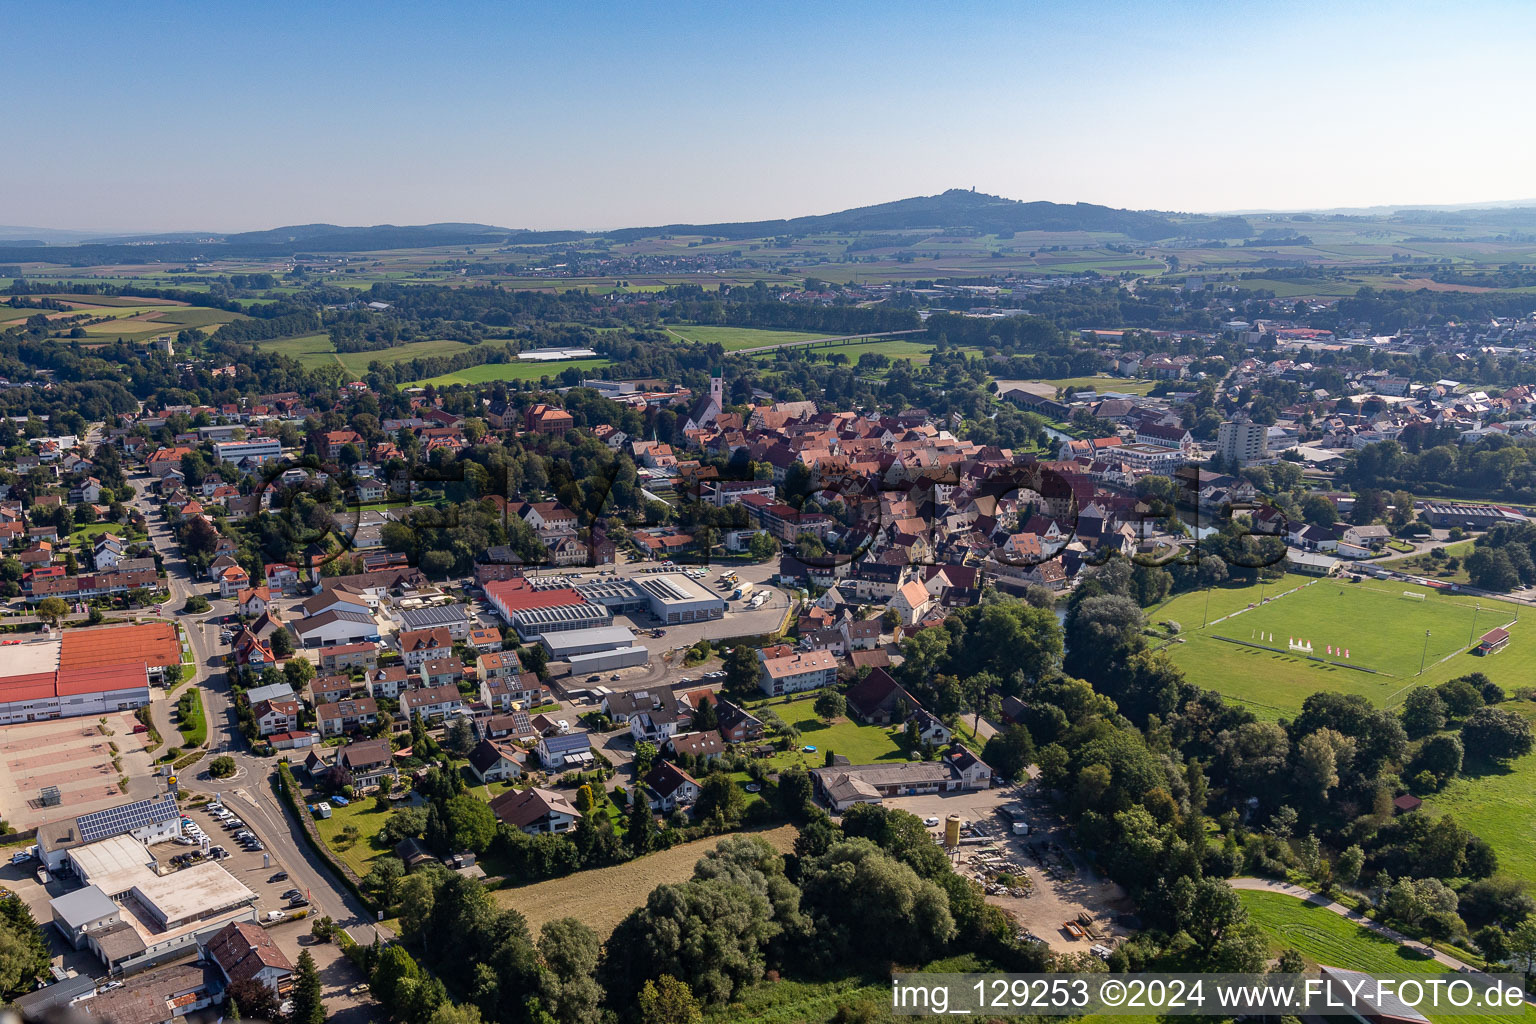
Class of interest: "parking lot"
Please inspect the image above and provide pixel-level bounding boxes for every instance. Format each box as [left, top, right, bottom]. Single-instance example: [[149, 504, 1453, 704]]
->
[[175, 797, 317, 922], [0, 713, 158, 830], [881, 786, 1135, 953]]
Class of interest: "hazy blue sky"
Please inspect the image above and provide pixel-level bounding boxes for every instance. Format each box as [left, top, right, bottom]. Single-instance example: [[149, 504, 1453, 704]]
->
[[8, 0, 1534, 232]]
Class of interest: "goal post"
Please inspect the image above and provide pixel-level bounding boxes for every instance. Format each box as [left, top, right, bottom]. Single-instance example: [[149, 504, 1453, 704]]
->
[[1402, 591, 1425, 601]]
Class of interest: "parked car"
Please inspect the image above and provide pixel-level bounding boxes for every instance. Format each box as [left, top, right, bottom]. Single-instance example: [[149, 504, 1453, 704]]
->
[[270, 871, 289, 882]]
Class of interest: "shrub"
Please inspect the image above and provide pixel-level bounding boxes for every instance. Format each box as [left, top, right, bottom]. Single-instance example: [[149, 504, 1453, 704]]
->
[[209, 756, 237, 779]]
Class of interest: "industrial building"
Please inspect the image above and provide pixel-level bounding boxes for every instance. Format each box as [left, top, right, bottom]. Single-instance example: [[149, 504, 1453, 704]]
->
[[567, 647, 650, 673], [541, 625, 638, 659], [633, 573, 726, 624], [50, 834, 258, 973], [0, 623, 181, 725], [485, 579, 612, 640]]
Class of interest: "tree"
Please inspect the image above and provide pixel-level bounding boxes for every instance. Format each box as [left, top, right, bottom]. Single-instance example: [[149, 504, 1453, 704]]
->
[[363, 857, 406, 908], [982, 725, 1036, 783], [442, 795, 497, 854], [1411, 734, 1463, 788], [270, 628, 295, 658], [800, 839, 956, 968], [633, 740, 658, 779], [694, 773, 746, 825], [723, 645, 761, 696], [34, 596, 69, 627], [627, 794, 657, 856], [284, 657, 315, 688], [429, 1003, 484, 1024], [184, 594, 211, 613], [1462, 707, 1534, 763], [371, 943, 421, 1015], [226, 978, 282, 1023], [291, 948, 325, 1024], [637, 975, 703, 1024], [537, 918, 604, 1024], [0, 899, 50, 1000], [1507, 917, 1536, 981], [776, 768, 813, 819], [443, 716, 477, 759], [209, 755, 236, 779], [1296, 728, 1356, 800], [1400, 687, 1446, 739], [1336, 845, 1365, 887], [574, 784, 597, 817], [813, 691, 846, 722], [747, 531, 778, 562]]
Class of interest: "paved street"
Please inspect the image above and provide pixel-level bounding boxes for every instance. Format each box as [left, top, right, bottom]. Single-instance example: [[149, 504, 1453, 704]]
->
[[123, 469, 392, 954]]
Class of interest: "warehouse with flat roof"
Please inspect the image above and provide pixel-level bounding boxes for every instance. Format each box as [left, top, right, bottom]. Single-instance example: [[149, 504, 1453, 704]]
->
[[634, 573, 726, 624], [541, 625, 638, 659], [0, 622, 178, 725]]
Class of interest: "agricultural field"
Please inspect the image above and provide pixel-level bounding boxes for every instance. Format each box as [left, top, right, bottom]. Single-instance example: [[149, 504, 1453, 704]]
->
[[406, 357, 610, 387], [1156, 576, 1519, 719], [10, 294, 244, 342], [257, 333, 481, 373], [495, 824, 796, 939], [664, 324, 833, 350]]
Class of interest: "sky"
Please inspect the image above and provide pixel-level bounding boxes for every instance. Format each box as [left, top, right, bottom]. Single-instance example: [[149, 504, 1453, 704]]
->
[[7, 0, 1536, 233]]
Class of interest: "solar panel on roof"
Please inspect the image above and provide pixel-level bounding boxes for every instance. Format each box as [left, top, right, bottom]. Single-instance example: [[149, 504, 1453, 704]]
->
[[75, 796, 177, 844]]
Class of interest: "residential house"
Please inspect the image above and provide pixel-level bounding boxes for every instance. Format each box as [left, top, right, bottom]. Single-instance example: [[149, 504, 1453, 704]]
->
[[319, 642, 379, 673], [629, 703, 683, 744], [643, 761, 700, 812], [217, 563, 250, 599], [400, 685, 465, 723], [758, 649, 837, 696], [489, 786, 580, 835], [204, 921, 294, 998], [467, 740, 524, 783], [308, 674, 353, 706], [335, 739, 398, 791], [537, 731, 592, 771], [397, 627, 453, 669], [237, 585, 270, 618], [666, 731, 726, 762], [365, 666, 413, 700], [420, 658, 464, 689], [886, 579, 936, 627], [315, 697, 379, 737], [252, 698, 300, 737], [715, 699, 765, 743]]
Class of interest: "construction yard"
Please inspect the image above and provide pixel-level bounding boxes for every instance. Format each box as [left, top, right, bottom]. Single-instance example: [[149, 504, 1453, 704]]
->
[[0, 711, 158, 830], [882, 785, 1135, 953]]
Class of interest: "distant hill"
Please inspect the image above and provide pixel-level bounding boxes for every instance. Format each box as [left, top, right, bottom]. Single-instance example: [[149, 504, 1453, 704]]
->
[[607, 189, 1183, 242], [11, 189, 1536, 268]]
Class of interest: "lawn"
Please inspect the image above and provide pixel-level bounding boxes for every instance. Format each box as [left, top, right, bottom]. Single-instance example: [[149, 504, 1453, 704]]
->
[[406, 358, 610, 387], [1420, 701, 1536, 886], [1378, 540, 1478, 584], [1156, 575, 1520, 719], [1036, 375, 1157, 396], [494, 824, 796, 939], [756, 337, 935, 368], [312, 798, 395, 877], [1239, 890, 1534, 1024], [757, 697, 909, 769], [175, 688, 206, 748], [664, 325, 832, 350]]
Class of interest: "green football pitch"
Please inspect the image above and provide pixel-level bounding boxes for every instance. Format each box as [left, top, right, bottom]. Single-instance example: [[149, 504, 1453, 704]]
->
[[1154, 575, 1521, 719]]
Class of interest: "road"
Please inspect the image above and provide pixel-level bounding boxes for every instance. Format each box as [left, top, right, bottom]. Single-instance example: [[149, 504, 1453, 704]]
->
[[124, 469, 392, 945], [1228, 877, 1474, 971]]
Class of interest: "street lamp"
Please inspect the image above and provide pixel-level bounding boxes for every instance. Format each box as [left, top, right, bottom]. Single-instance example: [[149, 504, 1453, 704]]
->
[[1467, 603, 1479, 648], [1419, 629, 1431, 675]]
